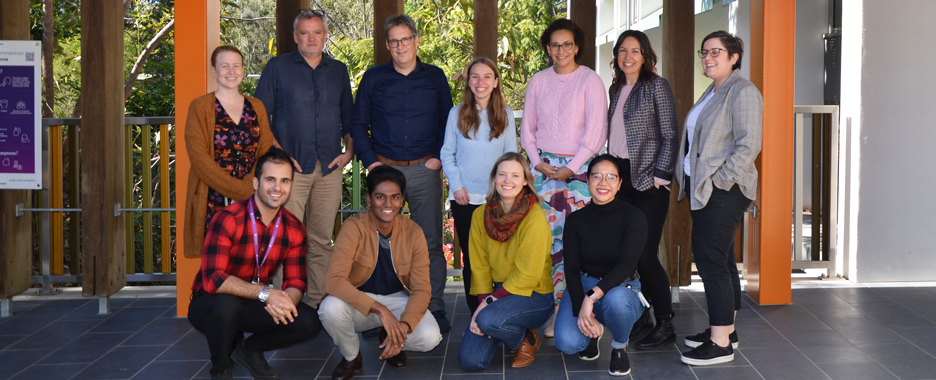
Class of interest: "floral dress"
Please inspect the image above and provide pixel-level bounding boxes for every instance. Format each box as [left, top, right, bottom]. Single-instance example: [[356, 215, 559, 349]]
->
[[205, 97, 261, 230]]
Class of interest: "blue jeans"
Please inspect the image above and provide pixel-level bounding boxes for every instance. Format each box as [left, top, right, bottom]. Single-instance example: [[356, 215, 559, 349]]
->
[[554, 275, 645, 353], [458, 291, 554, 371]]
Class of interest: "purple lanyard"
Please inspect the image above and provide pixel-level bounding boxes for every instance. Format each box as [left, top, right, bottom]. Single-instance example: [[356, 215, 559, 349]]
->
[[248, 198, 281, 284]]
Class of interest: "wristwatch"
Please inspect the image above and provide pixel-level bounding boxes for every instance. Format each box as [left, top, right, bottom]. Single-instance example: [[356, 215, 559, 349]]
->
[[585, 289, 598, 302], [258, 287, 270, 303], [484, 295, 496, 305]]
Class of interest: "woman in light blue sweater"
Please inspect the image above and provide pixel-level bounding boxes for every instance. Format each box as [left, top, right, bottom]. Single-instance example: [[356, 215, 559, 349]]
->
[[441, 57, 517, 314]]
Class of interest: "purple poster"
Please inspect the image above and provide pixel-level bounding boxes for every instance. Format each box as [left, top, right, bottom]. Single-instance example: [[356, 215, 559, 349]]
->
[[0, 41, 41, 189]]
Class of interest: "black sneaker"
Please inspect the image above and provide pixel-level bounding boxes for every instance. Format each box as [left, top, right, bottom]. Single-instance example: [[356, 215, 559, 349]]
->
[[210, 368, 233, 380], [684, 328, 739, 349], [608, 348, 631, 376], [578, 336, 600, 361], [233, 340, 280, 379], [432, 309, 452, 332], [630, 308, 654, 341], [680, 339, 734, 366]]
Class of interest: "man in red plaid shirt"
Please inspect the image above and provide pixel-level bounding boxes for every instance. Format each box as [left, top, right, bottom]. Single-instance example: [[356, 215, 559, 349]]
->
[[188, 147, 322, 380]]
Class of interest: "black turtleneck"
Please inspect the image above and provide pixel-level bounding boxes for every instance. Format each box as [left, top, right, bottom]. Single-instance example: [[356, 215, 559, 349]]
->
[[563, 196, 647, 316]]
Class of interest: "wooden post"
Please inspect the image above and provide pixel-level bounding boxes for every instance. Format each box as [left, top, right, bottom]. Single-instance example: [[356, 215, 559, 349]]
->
[[745, 0, 795, 305], [0, 0, 33, 305], [275, 0, 310, 55], [660, 0, 695, 287], [568, 0, 597, 70], [174, 0, 220, 316], [374, 0, 404, 66], [473, 0, 498, 61], [80, 0, 127, 299]]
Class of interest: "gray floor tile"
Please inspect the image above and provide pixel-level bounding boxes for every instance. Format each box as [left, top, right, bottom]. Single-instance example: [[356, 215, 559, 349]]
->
[[692, 365, 762, 380], [40, 332, 133, 364], [826, 316, 907, 346], [630, 350, 699, 379], [442, 338, 503, 375], [892, 327, 936, 357], [31, 299, 92, 311], [71, 345, 166, 380], [441, 374, 503, 380], [756, 305, 832, 332], [131, 359, 207, 380], [741, 346, 830, 380], [828, 288, 892, 304], [0, 334, 26, 350], [9, 319, 101, 350], [123, 317, 194, 346], [816, 361, 898, 380], [0, 309, 66, 335], [448, 313, 471, 343], [89, 306, 169, 333], [155, 329, 211, 361], [567, 371, 634, 380], [379, 356, 445, 379], [265, 358, 327, 379], [851, 302, 936, 329], [671, 308, 712, 336], [858, 342, 936, 380], [0, 349, 48, 378], [9, 363, 89, 380], [504, 352, 566, 380], [733, 328, 791, 349]]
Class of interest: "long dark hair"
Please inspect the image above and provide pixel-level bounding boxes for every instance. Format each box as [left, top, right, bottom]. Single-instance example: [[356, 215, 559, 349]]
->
[[609, 30, 658, 93], [458, 57, 508, 141]]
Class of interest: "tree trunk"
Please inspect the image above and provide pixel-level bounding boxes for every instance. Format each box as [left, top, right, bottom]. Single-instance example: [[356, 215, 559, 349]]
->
[[42, 0, 54, 118]]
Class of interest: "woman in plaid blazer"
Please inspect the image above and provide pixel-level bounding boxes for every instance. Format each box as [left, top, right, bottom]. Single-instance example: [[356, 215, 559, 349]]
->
[[675, 31, 763, 366]]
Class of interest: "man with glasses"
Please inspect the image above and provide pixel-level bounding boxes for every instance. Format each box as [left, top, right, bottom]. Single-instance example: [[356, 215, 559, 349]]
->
[[254, 9, 354, 309], [349, 13, 455, 331]]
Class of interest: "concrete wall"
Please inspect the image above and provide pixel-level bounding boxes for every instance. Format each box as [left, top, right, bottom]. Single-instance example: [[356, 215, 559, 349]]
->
[[841, 0, 936, 282]]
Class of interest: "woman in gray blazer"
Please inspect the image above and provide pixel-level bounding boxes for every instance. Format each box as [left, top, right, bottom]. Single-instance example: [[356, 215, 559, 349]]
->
[[605, 30, 679, 349], [675, 31, 763, 366]]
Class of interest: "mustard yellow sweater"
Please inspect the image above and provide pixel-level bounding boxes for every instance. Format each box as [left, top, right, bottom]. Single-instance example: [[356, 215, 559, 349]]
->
[[468, 203, 553, 297]]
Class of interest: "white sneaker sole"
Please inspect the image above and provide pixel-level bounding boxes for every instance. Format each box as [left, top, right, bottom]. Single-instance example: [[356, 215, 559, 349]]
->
[[684, 338, 739, 349], [579, 331, 601, 361], [680, 352, 735, 366], [609, 368, 632, 376]]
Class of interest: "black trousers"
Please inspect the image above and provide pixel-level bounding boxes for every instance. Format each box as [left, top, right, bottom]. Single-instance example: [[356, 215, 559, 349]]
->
[[616, 158, 674, 318], [686, 176, 751, 326], [450, 202, 482, 314], [188, 291, 322, 374]]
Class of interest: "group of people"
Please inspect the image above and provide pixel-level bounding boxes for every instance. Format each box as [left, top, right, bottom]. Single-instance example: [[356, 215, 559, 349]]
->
[[183, 9, 763, 380]]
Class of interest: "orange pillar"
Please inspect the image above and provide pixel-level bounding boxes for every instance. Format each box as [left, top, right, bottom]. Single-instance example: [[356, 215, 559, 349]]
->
[[745, 0, 794, 305], [175, 0, 219, 316]]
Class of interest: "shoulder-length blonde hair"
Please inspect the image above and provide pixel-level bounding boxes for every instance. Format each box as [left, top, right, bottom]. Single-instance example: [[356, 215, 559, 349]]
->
[[458, 57, 508, 141], [485, 152, 540, 206]]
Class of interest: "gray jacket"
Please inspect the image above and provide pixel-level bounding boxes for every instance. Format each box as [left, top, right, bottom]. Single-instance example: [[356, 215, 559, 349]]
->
[[607, 76, 679, 191], [676, 69, 763, 210]]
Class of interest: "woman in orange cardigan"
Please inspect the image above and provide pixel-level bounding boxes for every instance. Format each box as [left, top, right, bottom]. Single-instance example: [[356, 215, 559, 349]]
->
[[184, 46, 275, 258]]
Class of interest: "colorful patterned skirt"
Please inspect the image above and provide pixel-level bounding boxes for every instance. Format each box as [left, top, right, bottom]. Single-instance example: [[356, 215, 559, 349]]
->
[[531, 151, 593, 304]]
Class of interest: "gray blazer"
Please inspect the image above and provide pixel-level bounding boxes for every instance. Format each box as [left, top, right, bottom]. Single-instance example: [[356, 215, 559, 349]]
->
[[607, 76, 679, 191], [675, 69, 763, 210]]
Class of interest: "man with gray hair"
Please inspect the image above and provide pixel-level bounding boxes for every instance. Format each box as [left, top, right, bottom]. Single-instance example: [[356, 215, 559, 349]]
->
[[254, 9, 354, 308], [349, 13, 454, 331]]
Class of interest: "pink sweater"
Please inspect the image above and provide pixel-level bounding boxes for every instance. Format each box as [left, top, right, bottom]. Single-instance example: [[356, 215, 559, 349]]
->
[[520, 65, 608, 172]]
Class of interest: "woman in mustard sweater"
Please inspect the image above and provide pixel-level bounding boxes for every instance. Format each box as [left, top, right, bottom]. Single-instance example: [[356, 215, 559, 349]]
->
[[458, 152, 554, 371], [183, 46, 274, 258]]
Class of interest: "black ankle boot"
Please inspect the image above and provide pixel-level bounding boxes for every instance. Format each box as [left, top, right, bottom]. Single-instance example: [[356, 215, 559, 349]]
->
[[629, 308, 654, 341], [636, 315, 676, 349]]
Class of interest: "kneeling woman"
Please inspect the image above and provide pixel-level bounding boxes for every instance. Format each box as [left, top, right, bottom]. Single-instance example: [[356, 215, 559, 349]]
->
[[459, 152, 555, 371], [554, 154, 649, 376]]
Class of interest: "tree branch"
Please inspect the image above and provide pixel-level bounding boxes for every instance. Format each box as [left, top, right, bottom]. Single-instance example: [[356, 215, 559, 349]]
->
[[124, 19, 174, 101]]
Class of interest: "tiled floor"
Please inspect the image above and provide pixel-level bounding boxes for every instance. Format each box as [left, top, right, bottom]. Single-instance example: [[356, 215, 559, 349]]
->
[[2, 282, 936, 380]]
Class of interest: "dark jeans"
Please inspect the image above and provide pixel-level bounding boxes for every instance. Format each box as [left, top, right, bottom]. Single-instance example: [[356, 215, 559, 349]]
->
[[458, 291, 554, 371], [687, 176, 751, 326], [450, 202, 482, 314], [188, 291, 322, 375], [616, 158, 674, 318]]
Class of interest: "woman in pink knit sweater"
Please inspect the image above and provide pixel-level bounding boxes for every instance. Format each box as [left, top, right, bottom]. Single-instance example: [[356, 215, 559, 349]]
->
[[520, 18, 608, 336]]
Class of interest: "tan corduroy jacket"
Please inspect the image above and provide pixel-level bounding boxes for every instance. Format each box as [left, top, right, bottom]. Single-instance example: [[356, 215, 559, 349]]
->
[[183, 93, 274, 258], [325, 211, 432, 330]]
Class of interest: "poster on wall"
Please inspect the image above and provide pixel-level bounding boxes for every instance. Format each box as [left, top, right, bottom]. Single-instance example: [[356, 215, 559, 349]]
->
[[0, 40, 41, 190]]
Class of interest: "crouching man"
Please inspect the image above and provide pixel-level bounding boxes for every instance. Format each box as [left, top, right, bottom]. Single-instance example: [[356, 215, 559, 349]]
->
[[188, 147, 322, 380], [319, 166, 443, 380]]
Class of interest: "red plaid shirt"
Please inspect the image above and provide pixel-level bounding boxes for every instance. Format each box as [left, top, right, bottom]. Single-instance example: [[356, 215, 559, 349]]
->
[[192, 196, 308, 294]]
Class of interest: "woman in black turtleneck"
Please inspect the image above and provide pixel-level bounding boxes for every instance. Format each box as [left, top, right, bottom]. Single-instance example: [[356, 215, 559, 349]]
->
[[553, 154, 648, 377]]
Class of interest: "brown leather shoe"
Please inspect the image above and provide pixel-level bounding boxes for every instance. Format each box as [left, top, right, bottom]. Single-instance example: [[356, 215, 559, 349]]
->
[[331, 351, 362, 380], [511, 330, 542, 368], [378, 327, 407, 368]]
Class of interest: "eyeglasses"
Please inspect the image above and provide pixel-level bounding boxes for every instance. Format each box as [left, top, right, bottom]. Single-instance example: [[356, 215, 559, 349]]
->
[[388, 35, 416, 48], [697, 48, 728, 59], [548, 42, 575, 52], [298, 8, 325, 17], [589, 173, 620, 183]]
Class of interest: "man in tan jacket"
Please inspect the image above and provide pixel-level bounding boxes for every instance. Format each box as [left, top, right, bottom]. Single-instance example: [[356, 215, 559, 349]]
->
[[319, 166, 442, 380]]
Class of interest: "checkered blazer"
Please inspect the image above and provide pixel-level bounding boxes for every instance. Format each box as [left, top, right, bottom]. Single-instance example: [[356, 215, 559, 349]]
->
[[676, 70, 763, 210], [607, 76, 679, 191]]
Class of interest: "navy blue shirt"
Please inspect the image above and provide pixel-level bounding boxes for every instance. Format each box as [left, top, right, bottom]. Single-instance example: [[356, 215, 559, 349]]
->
[[349, 58, 453, 167], [254, 52, 354, 176], [358, 232, 405, 295]]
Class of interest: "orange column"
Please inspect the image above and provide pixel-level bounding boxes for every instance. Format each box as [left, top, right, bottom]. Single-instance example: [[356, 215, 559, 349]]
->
[[746, 0, 795, 305], [175, 0, 219, 316]]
